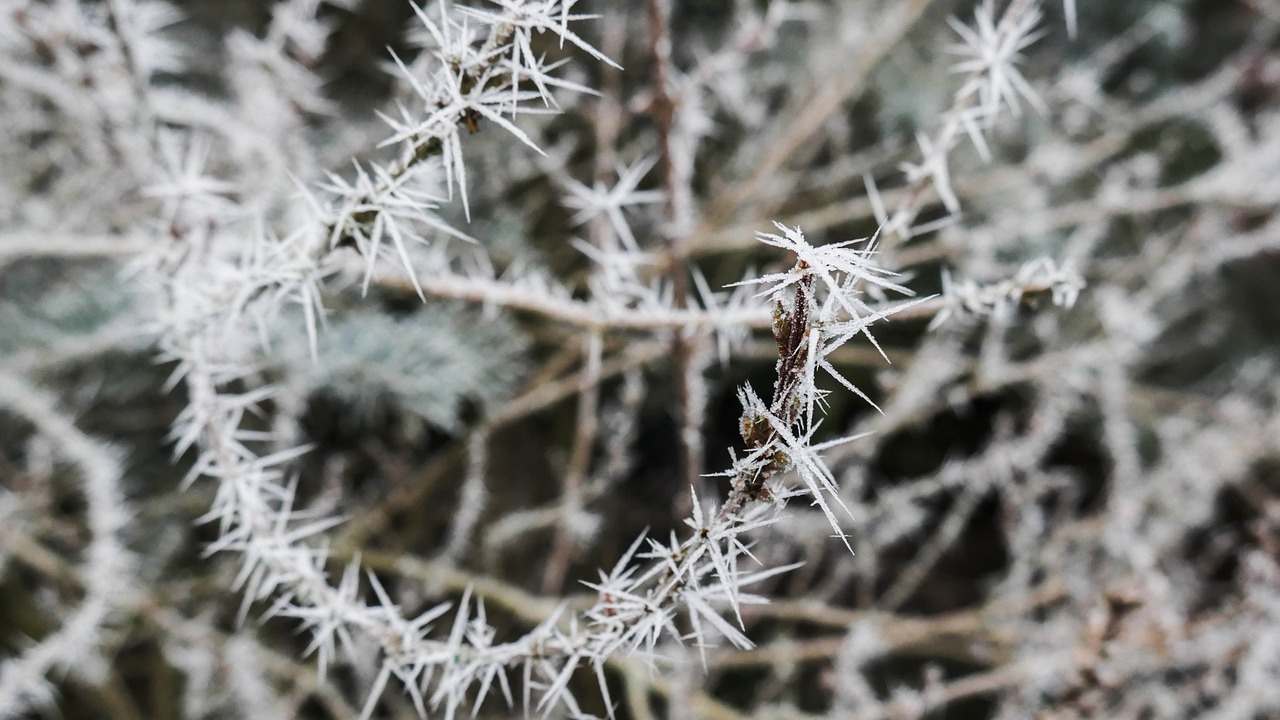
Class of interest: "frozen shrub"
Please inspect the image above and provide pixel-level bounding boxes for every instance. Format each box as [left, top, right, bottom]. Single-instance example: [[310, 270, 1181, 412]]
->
[[2, 1, 1279, 719]]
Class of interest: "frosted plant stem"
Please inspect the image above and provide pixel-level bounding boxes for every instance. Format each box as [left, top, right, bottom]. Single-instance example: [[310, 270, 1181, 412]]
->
[[439, 426, 490, 564], [880, 0, 1049, 253], [378, 268, 775, 330], [0, 373, 133, 717]]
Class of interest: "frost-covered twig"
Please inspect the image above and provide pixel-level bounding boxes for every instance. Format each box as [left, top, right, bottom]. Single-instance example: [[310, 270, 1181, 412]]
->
[[930, 257, 1084, 328], [880, 0, 1055, 244], [0, 373, 133, 717]]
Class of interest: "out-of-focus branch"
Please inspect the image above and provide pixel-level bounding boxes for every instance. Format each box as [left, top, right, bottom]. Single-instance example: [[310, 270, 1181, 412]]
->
[[0, 373, 133, 716]]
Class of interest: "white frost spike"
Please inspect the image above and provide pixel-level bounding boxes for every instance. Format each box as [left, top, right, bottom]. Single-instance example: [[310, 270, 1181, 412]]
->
[[948, 0, 1048, 123]]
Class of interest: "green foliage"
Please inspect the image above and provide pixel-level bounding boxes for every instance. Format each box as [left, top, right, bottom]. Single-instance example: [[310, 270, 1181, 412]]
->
[[270, 306, 529, 434], [0, 264, 138, 357]]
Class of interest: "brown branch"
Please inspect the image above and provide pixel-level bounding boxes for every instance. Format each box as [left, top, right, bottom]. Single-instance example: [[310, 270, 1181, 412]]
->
[[646, 0, 706, 507]]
